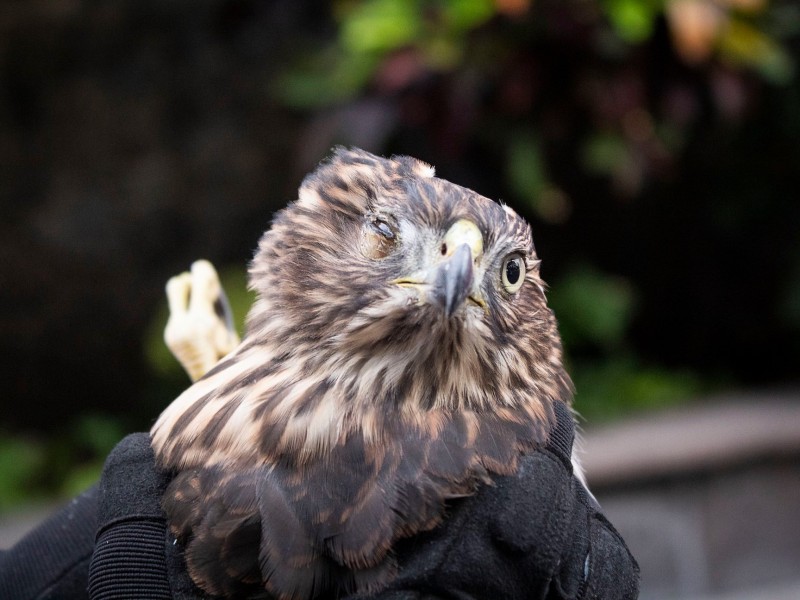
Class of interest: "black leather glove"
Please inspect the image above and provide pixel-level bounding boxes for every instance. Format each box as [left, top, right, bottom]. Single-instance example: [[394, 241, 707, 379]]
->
[[1, 402, 639, 600]]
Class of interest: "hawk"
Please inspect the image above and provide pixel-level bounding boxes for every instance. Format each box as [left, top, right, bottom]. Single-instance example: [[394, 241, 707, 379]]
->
[[150, 148, 575, 599]]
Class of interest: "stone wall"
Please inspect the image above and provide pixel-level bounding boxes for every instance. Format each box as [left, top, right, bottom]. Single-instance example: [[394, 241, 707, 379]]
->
[[584, 392, 800, 599]]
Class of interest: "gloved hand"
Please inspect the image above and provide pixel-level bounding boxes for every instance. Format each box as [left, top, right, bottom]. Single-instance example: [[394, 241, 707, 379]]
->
[[85, 402, 638, 600]]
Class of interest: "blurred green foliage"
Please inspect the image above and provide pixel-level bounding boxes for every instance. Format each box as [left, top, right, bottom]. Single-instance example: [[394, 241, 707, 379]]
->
[[0, 437, 45, 510], [549, 265, 637, 352], [570, 358, 702, 422], [604, 0, 662, 43], [276, 0, 497, 107], [548, 265, 704, 421], [507, 133, 571, 223], [279, 0, 798, 105], [0, 415, 124, 510]]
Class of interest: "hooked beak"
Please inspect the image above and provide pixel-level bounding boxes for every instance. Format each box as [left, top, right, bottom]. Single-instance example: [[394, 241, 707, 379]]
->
[[432, 243, 474, 317]]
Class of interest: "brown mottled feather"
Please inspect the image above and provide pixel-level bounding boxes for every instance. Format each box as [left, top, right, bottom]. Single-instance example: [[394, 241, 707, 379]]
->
[[152, 147, 573, 599]]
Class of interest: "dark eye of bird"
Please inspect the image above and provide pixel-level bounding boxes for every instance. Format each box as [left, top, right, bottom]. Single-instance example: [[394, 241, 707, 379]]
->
[[506, 260, 520, 283], [501, 254, 526, 293]]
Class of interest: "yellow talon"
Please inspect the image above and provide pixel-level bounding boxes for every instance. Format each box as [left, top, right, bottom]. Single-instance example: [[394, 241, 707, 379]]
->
[[164, 260, 240, 381]]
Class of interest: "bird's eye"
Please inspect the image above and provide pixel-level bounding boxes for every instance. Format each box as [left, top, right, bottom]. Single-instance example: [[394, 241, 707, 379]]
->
[[372, 219, 395, 239], [501, 254, 526, 293], [361, 217, 397, 259]]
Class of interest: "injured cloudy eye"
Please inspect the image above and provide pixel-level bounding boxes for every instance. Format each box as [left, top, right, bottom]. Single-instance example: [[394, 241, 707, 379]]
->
[[372, 219, 394, 239], [501, 253, 525, 293], [361, 217, 397, 259]]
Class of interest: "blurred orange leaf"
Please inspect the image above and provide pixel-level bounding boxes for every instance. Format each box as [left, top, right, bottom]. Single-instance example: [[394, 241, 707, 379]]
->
[[667, 0, 726, 64], [495, 0, 531, 17]]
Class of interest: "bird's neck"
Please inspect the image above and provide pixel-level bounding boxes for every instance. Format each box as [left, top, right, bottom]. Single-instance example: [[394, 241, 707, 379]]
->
[[152, 297, 571, 471], [152, 330, 565, 473]]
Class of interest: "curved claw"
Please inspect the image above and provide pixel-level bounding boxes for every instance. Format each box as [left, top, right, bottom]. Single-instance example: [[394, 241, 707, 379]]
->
[[164, 260, 240, 381]]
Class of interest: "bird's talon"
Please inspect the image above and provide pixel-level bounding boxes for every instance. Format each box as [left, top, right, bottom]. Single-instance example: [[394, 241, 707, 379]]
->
[[164, 260, 240, 381]]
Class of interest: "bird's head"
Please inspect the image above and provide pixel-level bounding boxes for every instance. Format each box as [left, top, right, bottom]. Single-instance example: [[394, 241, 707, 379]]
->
[[246, 147, 568, 413]]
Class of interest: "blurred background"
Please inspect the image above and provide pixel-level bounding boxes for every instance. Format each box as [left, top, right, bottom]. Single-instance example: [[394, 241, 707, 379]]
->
[[1, 0, 798, 597]]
